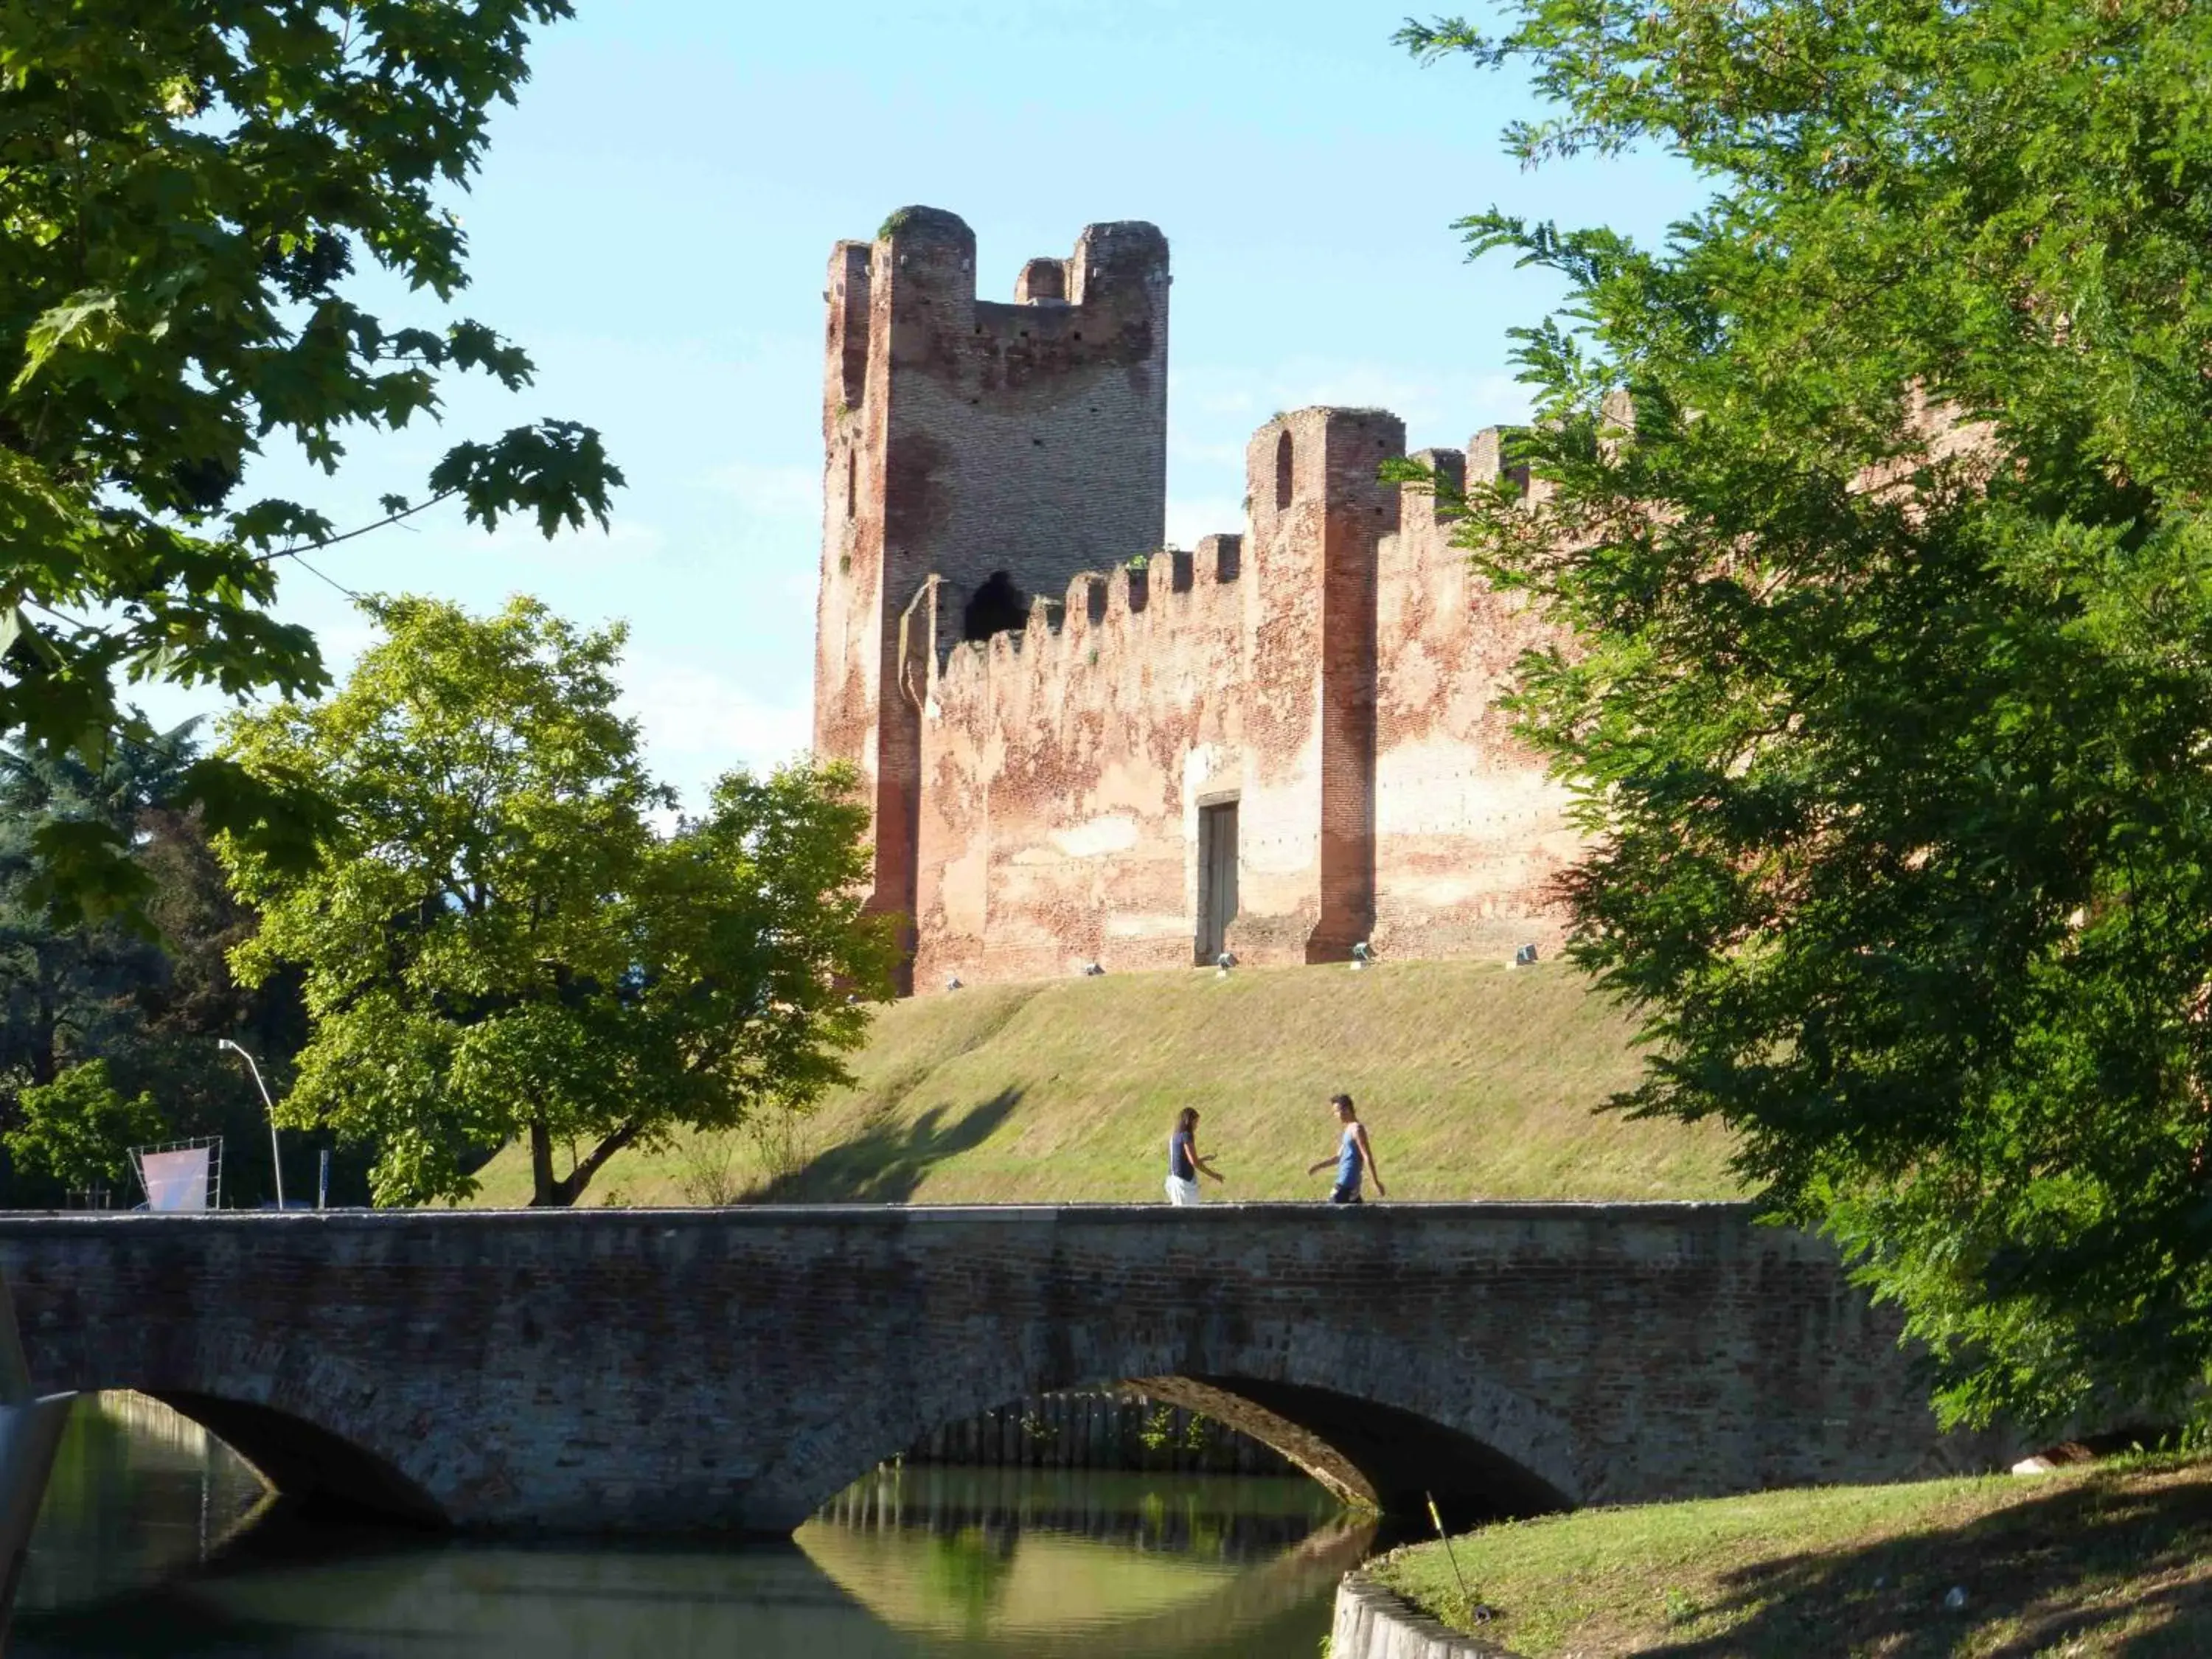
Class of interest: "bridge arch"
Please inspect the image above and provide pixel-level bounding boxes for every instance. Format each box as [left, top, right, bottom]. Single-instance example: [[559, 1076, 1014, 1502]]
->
[[147, 1391, 444, 1526], [41, 1326, 451, 1528], [764, 1338, 1585, 1533]]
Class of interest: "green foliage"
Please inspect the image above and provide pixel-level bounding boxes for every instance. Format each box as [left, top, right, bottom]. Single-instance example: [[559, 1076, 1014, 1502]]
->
[[0, 728, 317, 1208], [1410, 0, 2212, 1433], [219, 595, 897, 1208], [0, 1, 619, 922], [6, 1059, 164, 1194]]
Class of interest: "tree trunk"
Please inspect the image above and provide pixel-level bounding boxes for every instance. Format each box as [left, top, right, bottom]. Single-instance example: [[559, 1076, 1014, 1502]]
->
[[528, 1119, 559, 1207], [527, 1117, 641, 1208]]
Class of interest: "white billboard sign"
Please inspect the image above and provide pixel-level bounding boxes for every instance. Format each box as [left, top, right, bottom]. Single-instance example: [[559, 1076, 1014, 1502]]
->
[[138, 1147, 211, 1212]]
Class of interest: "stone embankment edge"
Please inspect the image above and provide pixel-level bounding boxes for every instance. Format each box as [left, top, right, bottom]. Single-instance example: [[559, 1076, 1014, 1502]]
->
[[1332, 1571, 1518, 1658]]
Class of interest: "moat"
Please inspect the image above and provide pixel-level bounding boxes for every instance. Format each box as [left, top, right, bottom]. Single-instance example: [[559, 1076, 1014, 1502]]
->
[[13, 1395, 1366, 1657]]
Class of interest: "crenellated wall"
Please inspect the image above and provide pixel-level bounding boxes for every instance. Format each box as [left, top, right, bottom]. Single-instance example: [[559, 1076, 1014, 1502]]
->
[[814, 206, 1575, 991], [913, 534, 1248, 987], [898, 406, 1572, 988], [1373, 432, 1579, 963]]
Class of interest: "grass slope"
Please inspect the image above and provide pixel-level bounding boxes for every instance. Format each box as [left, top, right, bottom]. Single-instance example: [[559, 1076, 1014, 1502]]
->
[[465, 959, 1739, 1208], [1375, 1454, 2212, 1656]]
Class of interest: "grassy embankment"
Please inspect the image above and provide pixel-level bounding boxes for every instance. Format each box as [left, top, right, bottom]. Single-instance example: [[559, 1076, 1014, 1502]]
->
[[464, 957, 1741, 1207], [1375, 1454, 2212, 1657]]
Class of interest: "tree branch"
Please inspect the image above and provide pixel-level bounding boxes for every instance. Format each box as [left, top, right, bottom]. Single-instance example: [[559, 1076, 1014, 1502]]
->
[[260, 488, 460, 565]]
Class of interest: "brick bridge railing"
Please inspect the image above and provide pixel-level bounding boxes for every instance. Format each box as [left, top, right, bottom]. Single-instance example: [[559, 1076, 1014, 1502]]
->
[[0, 1203, 2007, 1534]]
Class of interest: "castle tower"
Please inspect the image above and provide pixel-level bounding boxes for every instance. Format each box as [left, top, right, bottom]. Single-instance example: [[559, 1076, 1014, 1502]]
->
[[813, 206, 1171, 989]]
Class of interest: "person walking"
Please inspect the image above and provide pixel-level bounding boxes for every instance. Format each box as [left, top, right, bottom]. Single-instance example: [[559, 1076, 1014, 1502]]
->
[[1308, 1093, 1385, 1204], [1166, 1107, 1223, 1206]]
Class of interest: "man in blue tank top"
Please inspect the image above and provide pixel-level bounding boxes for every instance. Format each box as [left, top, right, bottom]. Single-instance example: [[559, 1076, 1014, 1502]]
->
[[1307, 1093, 1385, 1203]]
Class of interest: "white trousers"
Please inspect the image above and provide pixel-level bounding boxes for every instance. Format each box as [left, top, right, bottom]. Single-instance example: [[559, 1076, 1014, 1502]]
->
[[1166, 1175, 1201, 1206]]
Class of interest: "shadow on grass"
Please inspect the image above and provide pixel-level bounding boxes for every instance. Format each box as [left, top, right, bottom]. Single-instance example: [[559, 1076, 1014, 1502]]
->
[[749, 1088, 1025, 1203], [1648, 1464, 2212, 1658]]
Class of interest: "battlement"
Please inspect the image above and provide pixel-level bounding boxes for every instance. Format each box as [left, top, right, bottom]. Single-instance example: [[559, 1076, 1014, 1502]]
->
[[931, 532, 1250, 709], [824, 208, 1170, 419], [916, 400, 1439, 709], [1245, 406, 1408, 541]]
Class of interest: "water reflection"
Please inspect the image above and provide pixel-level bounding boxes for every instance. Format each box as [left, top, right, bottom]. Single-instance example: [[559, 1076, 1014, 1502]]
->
[[15, 1394, 1370, 1658], [803, 1464, 1372, 1655], [21, 1394, 270, 1615]]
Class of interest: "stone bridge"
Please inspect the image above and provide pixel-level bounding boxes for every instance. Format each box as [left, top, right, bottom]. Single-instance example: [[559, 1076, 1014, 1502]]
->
[[0, 1203, 2004, 1534]]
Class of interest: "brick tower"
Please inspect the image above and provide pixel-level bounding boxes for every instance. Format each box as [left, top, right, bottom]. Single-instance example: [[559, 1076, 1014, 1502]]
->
[[813, 206, 1171, 989]]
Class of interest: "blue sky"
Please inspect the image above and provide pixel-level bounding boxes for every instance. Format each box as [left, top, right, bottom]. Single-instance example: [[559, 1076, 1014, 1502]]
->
[[196, 1, 1705, 810]]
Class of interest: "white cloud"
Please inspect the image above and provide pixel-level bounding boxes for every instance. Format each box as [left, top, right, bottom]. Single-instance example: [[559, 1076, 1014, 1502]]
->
[[1166, 495, 1245, 549], [622, 664, 812, 810]]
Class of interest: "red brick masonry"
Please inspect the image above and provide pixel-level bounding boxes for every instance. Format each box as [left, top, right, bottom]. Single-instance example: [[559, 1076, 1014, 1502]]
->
[[815, 209, 1579, 991]]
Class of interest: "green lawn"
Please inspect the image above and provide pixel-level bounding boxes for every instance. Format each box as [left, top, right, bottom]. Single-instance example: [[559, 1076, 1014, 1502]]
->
[[462, 957, 1740, 1208], [1374, 1455, 2212, 1656]]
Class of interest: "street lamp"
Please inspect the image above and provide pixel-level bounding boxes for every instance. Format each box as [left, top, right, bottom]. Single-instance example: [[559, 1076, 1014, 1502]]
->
[[218, 1039, 283, 1209]]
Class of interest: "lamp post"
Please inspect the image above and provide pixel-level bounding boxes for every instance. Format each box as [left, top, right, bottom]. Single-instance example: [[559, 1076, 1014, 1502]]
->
[[218, 1039, 283, 1209]]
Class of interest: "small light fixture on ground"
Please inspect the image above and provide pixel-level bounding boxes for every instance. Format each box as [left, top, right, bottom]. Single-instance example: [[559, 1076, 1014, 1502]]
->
[[1350, 941, 1374, 972], [1214, 951, 1237, 978], [945, 975, 964, 991], [1512, 943, 1539, 968], [1080, 960, 1105, 977]]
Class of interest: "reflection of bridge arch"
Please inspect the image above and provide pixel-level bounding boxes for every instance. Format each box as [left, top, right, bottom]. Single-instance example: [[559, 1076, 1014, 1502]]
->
[[799, 1363, 1577, 1533], [0, 1203, 2005, 1532], [797, 1496, 1378, 1658]]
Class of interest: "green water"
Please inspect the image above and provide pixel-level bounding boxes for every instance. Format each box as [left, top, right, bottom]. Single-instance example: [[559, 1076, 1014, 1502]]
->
[[13, 1395, 1368, 1657]]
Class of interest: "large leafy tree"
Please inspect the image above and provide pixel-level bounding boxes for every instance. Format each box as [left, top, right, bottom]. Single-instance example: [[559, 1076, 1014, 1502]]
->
[[1405, 0, 2212, 1434], [220, 596, 896, 1208], [0, 1, 619, 920]]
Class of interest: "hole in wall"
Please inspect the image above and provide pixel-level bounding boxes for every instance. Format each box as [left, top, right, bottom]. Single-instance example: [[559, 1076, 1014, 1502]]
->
[[963, 571, 1029, 642], [1274, 431, 1294, 511]]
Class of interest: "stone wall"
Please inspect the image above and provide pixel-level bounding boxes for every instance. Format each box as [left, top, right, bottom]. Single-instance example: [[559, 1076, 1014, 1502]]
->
[[0, 1203, 2009, 1534], [910, 407, 1414, 984], [812, 208, 1170, 987], [811, 206, 1581, 990], [896, 409, 1573, 987], [1372, 435, 1579, 964], [1332, 1574, 1505, 1659]]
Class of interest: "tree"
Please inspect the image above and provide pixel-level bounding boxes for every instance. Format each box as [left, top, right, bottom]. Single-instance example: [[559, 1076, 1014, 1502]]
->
[[1404, 1, 2212, 1435], [0, 735, 189, 1096], [219, 596, 897, 1208], [0, 728, 319, 1208], [5, 1059, 164, 1199], [0, 1, 620, 923]]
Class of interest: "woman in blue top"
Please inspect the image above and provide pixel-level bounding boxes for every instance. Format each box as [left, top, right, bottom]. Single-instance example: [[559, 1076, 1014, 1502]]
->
[[1165, 1107, 1224, 1206], [1307, 1093, 1385, 1203]]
